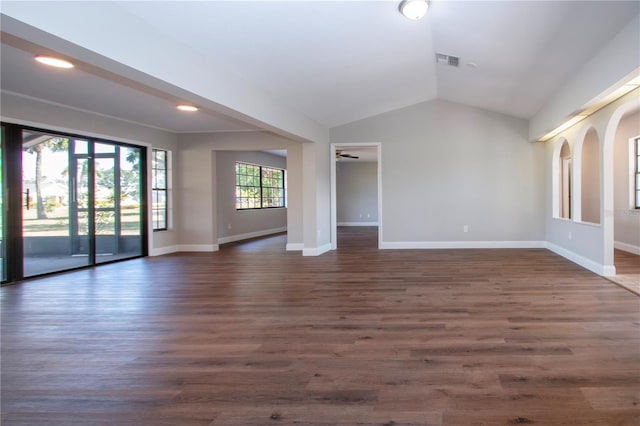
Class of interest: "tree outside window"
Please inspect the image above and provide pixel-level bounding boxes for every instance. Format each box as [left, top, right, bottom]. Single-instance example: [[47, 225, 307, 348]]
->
[[236, 162, 285, 210]]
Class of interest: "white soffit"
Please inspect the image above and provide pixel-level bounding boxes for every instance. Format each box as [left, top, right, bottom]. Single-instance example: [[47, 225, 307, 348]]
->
[[0, 41, 258, 133]]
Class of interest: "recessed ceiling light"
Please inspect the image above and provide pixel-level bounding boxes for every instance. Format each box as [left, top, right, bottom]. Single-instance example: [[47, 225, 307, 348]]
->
[[177, 105, 198, 112], [399, 0, 429, 20], [35, 55, 74, 69]]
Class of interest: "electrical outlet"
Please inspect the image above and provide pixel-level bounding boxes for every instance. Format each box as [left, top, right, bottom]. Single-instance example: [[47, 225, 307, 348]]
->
[[463, 225, 469, 233]]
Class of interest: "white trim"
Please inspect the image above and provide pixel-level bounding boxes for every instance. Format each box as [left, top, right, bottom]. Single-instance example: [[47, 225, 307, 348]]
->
[[176, 244, 219, 252], [286, 243, 304, 251], [303, 243, 332, 256], [379, 240, 547, 249], [574, 220, 601, 228], [546, 242, 615, 276], [149, 245, 179, 256], [337, 222, 379, 227], [217, 227, 286, 244], [614, 240, 640, 255]]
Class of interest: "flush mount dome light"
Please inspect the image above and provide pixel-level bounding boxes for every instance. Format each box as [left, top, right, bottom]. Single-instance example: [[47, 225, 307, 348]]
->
[[177, 104, 198, 112], [399, 0, 429, 20], [35, 55, 74, 69]]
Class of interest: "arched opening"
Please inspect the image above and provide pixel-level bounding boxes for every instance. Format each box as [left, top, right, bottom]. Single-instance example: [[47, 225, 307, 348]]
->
[[602, 94, 640, 283], [608, 103, 640, 291], [580, 128, 601, 224]]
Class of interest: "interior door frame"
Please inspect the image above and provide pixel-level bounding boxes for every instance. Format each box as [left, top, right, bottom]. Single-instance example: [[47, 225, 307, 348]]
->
[[330, 142, 382, 250]]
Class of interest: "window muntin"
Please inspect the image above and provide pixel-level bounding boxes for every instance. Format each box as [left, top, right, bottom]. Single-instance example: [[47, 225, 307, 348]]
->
[[235, 162, 285, 210], [152, 149, 168, 230]]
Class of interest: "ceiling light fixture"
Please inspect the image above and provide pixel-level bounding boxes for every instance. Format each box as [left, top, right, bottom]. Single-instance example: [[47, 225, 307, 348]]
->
[[399, 0, 429, 20], [34, 55, 74, 69], [177, 104, 198, 112]]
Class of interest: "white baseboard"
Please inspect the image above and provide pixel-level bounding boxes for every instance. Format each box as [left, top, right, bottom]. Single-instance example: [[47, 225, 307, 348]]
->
[[614, 240, 640, 255], [303, 243, 332, 256], [546, 242, 615, 276], [149, 245, 179, 256], [379, 240, 547, 249], [286, 243, 304, 251], [217, 227, 286, 244], [176, 244, 219, 252], [337, 222, 379, 227]]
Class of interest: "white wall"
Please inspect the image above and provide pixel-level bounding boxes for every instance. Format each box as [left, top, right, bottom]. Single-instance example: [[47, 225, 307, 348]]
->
[[614, 111, 640, 253], [336, 162, 378, 224], [176, 131, 304, 251], [216, 151, 287, 242], [331, 99, 546, 247], [302, 139, 332, 255], [0, 92, 180, 254]]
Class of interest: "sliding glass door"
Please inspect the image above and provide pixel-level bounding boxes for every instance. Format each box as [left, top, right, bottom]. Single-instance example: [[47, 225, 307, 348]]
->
[[18, 128, 144, 278]]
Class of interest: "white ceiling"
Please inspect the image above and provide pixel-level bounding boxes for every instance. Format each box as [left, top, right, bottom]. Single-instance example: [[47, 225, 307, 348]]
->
[[1, 1, 638, 134]]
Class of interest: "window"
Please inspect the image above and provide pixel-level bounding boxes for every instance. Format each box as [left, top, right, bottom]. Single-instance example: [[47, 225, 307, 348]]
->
[[635, 138, 640, 209], [152, 149, 168, 230], [235, 162, 285, 210]]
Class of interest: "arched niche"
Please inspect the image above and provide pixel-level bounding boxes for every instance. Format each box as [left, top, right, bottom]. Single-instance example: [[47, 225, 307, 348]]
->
[[580, 128, 601, 224], [552, 137, 572, 219]]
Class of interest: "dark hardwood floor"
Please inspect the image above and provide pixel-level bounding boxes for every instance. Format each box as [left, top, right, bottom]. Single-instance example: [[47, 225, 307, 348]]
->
[[2, 227, 639, 425]]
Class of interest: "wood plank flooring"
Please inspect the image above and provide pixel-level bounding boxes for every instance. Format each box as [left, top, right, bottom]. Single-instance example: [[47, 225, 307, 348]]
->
[[610, 250, 640, 295], [1, 227, 639, 425]]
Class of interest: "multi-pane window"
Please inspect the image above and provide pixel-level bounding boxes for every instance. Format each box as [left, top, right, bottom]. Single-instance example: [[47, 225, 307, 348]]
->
[[635, 138, 640, 209], [152, 149, 168, 230], [236, 162, 285, 210]]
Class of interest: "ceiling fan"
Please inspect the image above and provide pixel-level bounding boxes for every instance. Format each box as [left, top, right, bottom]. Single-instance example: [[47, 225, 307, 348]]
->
[[336, 150, 359, 160]]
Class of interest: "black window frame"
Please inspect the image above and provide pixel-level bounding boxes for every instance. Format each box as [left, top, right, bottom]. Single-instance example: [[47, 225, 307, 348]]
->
[[635, 138, 640, 209], [152, 149, 168, 231], [235, 162, 285, 210]]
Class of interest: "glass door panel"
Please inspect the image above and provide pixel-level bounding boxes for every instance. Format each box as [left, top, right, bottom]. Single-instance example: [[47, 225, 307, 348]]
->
[[117, 146, 142, 260], [95, 155, 116, 259], [22, 131, 89, 277], [94, 144, 142, 263], [71, 153, 90, 257]]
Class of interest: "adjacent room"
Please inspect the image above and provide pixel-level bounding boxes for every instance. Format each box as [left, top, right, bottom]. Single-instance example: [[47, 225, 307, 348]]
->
[[1, 1, 639, 425]]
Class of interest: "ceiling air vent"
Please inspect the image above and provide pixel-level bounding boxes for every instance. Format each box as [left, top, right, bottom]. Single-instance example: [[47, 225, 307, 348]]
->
[[436, 53, 459, 67]]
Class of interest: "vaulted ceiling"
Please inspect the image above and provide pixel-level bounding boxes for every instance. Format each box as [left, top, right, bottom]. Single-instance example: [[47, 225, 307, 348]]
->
[[1, 1, 638, 138]]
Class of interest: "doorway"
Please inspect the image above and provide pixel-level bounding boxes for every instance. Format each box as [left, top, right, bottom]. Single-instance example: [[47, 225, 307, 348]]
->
[[330, 143, 382, 250]]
